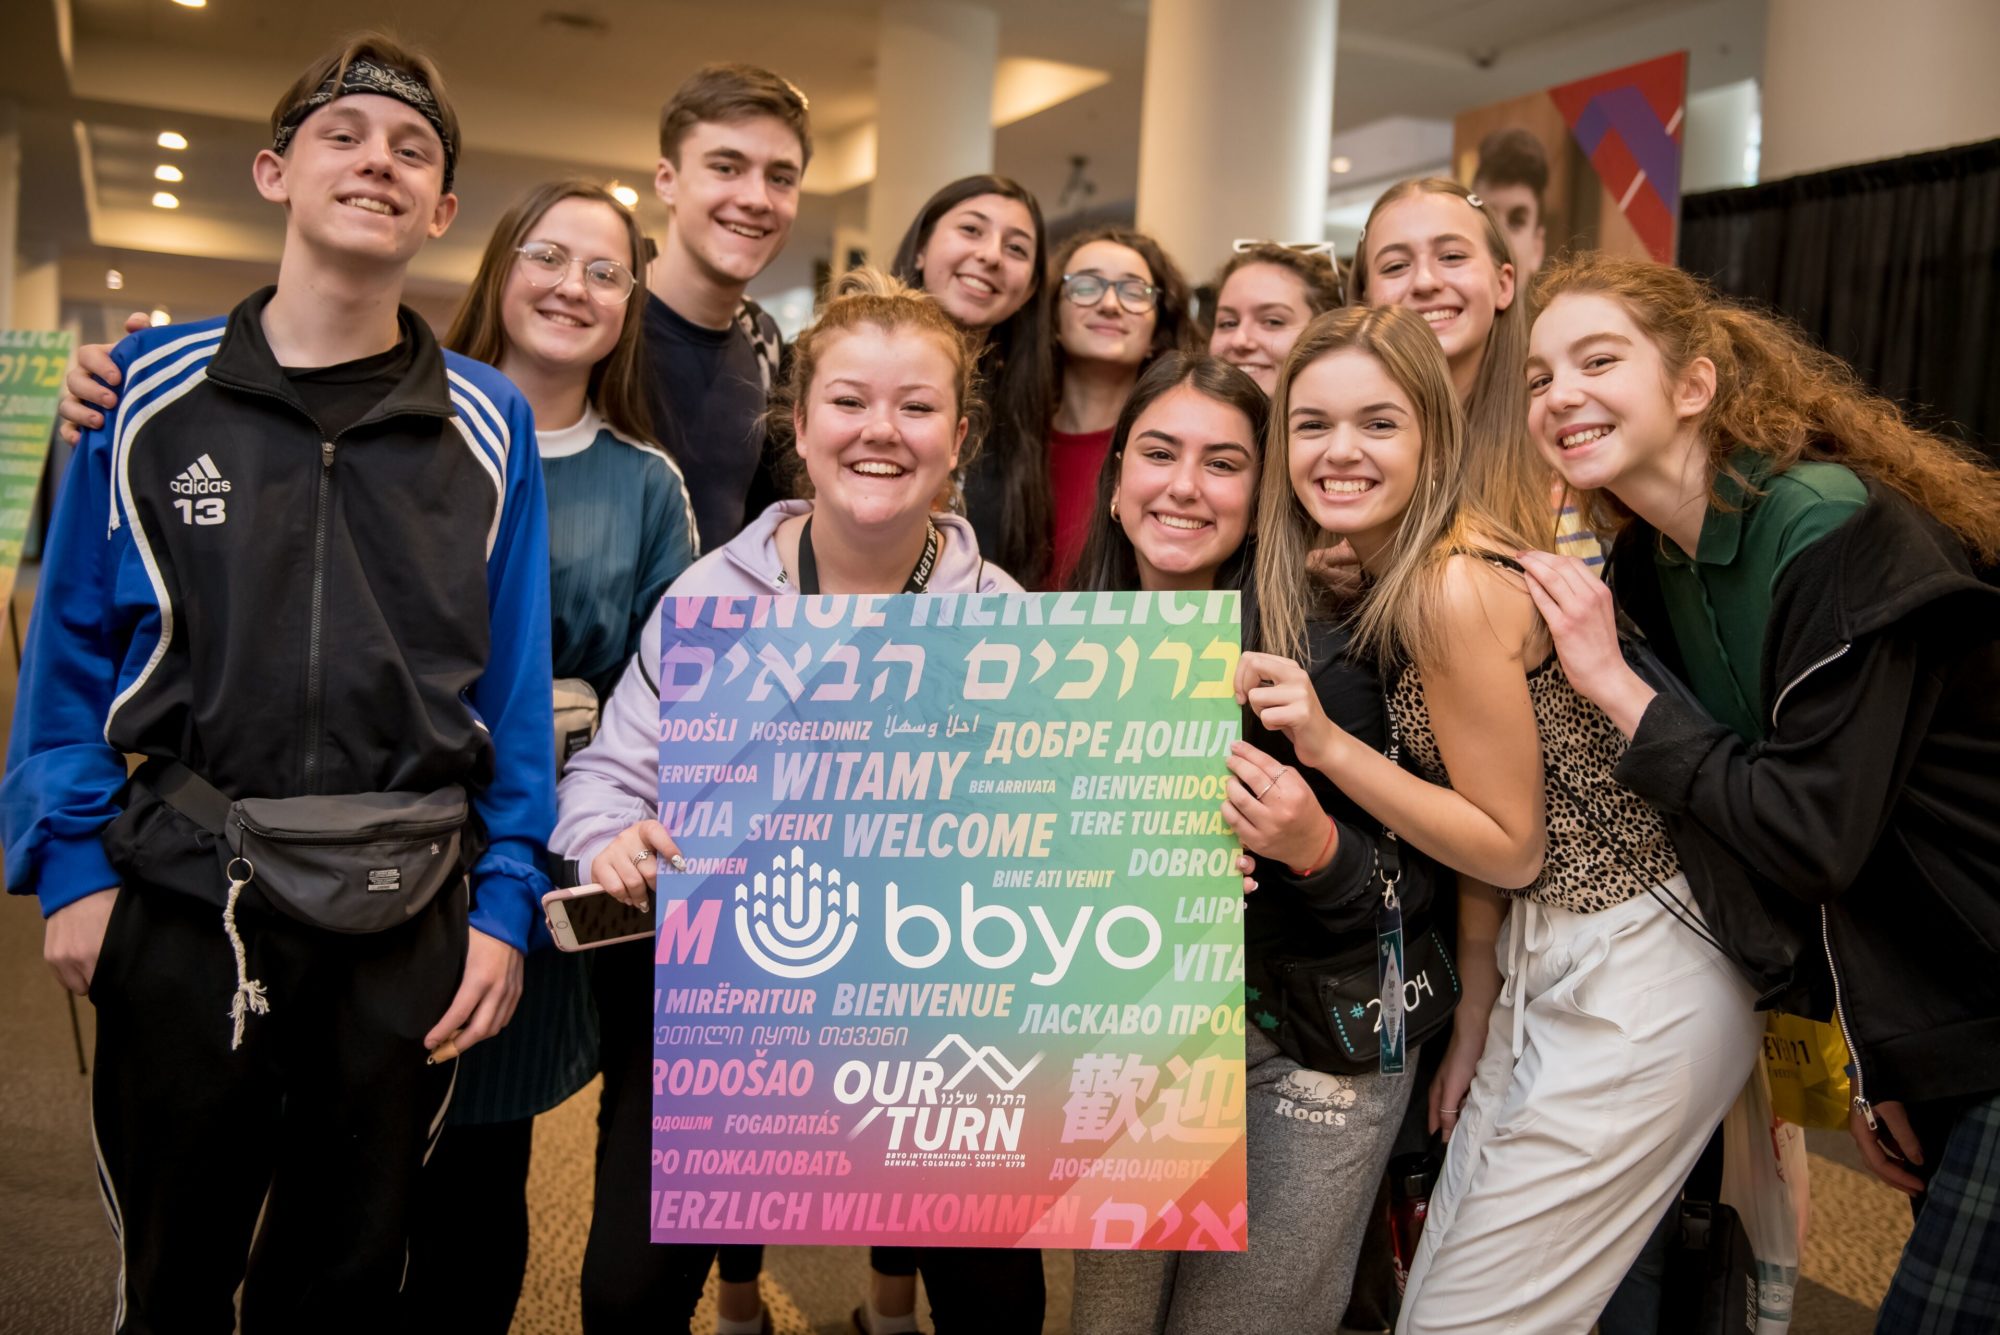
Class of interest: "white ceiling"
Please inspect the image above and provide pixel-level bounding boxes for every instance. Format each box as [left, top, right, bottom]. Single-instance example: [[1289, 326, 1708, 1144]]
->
[[5, 0, 1763, 328]]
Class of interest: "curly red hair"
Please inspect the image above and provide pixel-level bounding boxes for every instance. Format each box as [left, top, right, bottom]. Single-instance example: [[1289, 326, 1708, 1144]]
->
[[1537, 253, 2000, 563]]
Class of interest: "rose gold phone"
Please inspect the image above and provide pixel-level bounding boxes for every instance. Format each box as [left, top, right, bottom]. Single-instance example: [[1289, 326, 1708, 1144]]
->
[[543, 883, 653, 952]]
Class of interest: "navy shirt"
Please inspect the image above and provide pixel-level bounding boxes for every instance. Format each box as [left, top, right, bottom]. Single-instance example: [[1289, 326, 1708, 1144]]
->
[[642, 293, 769, 550]]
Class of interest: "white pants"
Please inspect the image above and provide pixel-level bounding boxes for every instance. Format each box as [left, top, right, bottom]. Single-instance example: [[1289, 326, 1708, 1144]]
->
[[1396, 880, 1762, 1335]]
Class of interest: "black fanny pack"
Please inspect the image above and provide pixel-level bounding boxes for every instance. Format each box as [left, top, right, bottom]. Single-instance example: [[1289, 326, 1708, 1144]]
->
[[1268, 911, 1460, 1075], [1264, 691, 1460, 1077], [137, 760, 469, 1050], [142, 759, 468, 934]]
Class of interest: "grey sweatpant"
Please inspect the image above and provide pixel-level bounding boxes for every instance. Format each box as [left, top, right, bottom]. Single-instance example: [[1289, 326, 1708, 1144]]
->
[[1071, 1028, 1415, 1335]]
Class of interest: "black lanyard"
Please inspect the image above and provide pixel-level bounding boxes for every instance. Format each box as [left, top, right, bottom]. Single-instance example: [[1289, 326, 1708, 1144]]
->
[[1376, 688, 1407, 1074], [796, 516, 940, 596]]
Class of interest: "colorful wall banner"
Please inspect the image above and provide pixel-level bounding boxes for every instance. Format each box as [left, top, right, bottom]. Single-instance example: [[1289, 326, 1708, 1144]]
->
[[651, 591, 1248, 1250], [1452, 51, 1688, 265], [0, 331, 71, 617]]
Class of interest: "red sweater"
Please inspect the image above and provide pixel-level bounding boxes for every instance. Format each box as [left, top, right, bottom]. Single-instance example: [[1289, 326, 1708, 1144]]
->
[[1046, 425, 1115, 590]]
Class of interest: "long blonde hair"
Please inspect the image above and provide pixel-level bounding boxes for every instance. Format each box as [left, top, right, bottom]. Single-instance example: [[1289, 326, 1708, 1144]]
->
[[1255, 305, 1540, 672], [1537, 253, 2000, 562], [1352, 177, 1554, 551]]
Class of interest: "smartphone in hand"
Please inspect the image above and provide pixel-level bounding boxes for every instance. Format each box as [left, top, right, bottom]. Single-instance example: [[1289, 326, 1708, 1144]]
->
[[543, 883, 653, 952]]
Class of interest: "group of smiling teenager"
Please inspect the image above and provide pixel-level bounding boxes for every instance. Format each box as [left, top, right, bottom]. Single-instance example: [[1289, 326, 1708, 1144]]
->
[[27, 27, 2000, 1335], [1050, 181, 1999, 1335]]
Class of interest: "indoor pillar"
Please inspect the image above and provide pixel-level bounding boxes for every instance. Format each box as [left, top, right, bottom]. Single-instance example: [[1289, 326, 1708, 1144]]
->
[[1135, 0, 1337, 275], [865, 0, 999, 267]]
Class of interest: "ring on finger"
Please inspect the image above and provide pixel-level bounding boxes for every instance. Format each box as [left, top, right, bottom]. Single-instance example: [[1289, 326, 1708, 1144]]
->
[[1258, 772, 1282, 800], [632, 848, 654, 863]]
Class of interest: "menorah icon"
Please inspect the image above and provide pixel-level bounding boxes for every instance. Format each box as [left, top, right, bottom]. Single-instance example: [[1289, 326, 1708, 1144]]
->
[[733, 846, 863, 979]]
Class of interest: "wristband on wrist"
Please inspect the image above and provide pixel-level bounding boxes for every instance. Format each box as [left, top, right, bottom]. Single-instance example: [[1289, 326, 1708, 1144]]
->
[[1289, 815, 1338, 878]]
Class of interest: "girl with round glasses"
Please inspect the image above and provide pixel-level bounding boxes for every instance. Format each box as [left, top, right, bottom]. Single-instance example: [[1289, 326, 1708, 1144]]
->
[[514, 238, 640, 304], [1047, 225, 1195, 589], [400, 179, 698, 1334]]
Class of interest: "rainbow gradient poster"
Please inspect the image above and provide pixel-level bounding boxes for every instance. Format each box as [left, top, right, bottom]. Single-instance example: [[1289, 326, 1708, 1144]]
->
[[650, 591, 1248, 1250]]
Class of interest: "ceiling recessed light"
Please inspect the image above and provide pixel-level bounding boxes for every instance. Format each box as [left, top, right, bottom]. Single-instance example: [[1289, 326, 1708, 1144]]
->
[[158, 131, 188, 150], [154, 164, 184, 183], [150, 309, 172, 326], [609, 182, 638, 209], [1330, 156, 1353, 174], [106, 269, 125, 291], [152, 191, 180, 209], [171, 0, 207, 8]]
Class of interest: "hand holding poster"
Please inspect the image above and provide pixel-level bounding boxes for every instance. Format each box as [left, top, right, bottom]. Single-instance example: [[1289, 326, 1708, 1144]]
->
[[650, 589, 1248, 1251]]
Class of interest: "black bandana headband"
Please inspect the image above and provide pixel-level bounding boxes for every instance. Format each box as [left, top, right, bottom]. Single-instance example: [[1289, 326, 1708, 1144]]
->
[[273, 57, 457, 192]]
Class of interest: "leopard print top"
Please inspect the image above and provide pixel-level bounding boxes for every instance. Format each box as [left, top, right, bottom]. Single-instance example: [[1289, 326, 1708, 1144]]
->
[[1386, 655, 1680, 912]]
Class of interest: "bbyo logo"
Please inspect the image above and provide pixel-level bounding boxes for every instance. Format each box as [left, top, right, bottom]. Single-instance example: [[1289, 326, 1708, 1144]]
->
[[733, 846, 862, 979], [722, 850, 1160, 986]]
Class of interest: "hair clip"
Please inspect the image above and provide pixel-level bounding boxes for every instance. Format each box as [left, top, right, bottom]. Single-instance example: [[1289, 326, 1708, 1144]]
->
[[1465, 192, 1485, 208]]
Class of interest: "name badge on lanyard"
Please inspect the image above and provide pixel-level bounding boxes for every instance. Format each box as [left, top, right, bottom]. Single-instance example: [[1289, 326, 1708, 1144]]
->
[[1376, 831, 1406, 1076]]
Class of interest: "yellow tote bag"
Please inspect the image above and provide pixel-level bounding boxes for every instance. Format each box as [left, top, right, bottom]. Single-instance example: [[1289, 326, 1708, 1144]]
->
[[1762, 1011, 1853, 1130]]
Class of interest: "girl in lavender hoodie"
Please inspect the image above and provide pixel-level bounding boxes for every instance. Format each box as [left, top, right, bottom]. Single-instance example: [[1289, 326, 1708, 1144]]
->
[[551, 269, 1040, 1333]]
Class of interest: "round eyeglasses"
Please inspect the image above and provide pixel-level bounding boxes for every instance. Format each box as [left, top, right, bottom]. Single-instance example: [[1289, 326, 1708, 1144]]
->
[[1061, 272, 1160, 315], [515, 241, 637, 305]]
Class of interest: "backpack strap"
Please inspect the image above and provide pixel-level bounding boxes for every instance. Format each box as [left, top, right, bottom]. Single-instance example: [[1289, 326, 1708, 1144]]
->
[[734, 297, 784, 393]]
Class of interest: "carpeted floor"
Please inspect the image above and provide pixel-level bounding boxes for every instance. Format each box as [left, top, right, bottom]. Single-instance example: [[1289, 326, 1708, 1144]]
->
[[503, 1075, 1900, 1335]]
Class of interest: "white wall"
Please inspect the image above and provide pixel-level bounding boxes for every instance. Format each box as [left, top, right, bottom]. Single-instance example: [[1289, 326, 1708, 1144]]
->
[[1761, 0, 2000, 180]]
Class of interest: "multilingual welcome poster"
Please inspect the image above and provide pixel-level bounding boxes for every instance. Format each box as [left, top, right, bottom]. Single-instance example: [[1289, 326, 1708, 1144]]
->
[[649, 591, 1248, 1250]]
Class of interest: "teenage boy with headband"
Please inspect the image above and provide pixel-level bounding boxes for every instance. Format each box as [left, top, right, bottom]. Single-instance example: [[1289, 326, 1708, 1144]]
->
[[42, 59, 807, 1330], [4, 33, 555, 1333]]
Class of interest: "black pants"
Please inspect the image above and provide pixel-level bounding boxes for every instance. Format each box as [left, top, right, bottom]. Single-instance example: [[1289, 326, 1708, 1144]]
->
[[90, 880, 464, 1335], [585, 942, 1045, 1333], [583, 936, 765, 1330], [402, 1117, 536, 1335], [897, 1247, 1047, 1333]]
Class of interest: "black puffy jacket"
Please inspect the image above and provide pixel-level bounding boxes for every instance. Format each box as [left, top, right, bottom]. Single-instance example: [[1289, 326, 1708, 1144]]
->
[[1613, 484, 2000, 1107]]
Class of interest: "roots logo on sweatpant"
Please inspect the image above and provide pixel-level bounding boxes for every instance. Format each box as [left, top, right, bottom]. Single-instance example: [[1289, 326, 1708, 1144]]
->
[[1273, 1069, 1359, 1127], [733, 845, 862, 979]]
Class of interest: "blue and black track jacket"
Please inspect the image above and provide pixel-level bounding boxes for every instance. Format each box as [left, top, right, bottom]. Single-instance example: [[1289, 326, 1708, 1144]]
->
[[2, 288, 557, 951]]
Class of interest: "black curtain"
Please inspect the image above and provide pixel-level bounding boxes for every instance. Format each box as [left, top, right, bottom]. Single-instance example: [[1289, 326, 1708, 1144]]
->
[[1680, 138, 2000, 460]]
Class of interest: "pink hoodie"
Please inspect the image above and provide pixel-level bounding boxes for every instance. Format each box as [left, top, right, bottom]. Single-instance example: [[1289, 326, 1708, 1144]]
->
[[551, 500, 1021, 875]]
